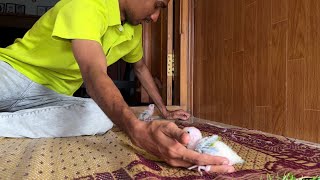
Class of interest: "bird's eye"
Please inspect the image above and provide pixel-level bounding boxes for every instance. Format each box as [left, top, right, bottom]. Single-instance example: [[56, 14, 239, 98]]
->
[[187, 131, 190, 134]]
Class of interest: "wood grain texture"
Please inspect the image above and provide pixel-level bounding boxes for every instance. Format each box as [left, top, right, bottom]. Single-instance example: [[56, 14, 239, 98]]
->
[[270, 21, 287, 136], [245, 0, 256, 6], [233, 0, 245, 52], [223, 0, 234, 39], [179, 0, 190, 110], [272, 0, 288, 23], [305, 0, 320, 110], [288, 0, 309, 60], [304, 110, 320, 143], [173, 0, 181, 106], [212, 0, 224, 122], [254, 106, 271, 132], [192, 0, 320, 143], [187, 0, 195, 111], [256, 0, 271, 106], [231, 51, 244, 127], [221, 39, 234, 125], [287, 59, 305, 140], [243, 2, 257, 129], [193, 0, 207, 118]]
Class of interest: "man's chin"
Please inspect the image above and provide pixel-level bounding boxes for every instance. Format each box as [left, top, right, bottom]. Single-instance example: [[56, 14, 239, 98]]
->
[[131, 22, 141, 26], [128, 20, 142, 26]]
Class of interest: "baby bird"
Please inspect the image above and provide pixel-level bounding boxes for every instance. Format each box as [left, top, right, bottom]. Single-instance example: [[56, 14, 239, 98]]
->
[[138, 104, 155, 121], [183, 127, 244, 175]]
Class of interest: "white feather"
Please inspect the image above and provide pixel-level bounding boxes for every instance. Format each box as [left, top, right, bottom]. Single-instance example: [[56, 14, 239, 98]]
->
[[205, 141, 244, 165]]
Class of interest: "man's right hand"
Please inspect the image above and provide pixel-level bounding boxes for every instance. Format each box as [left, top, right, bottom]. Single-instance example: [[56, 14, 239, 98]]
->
[[129, 120, 235, 173]]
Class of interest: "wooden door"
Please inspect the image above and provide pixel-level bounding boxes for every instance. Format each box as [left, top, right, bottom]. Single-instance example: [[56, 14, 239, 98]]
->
[[141, 0, 192, 110], [141, 4, 170, 105]]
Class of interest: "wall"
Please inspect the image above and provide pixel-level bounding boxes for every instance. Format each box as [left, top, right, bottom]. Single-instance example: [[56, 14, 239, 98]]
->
[[0, 0, 58, 16], [193, 0, 320, 143]]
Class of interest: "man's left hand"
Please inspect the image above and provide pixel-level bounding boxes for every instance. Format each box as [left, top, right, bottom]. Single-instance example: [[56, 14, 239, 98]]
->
[[163, 109, 191, 120]]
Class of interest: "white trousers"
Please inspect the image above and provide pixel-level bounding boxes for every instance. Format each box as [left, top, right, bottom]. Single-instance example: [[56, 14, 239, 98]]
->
[[0, 60, 113, 138]]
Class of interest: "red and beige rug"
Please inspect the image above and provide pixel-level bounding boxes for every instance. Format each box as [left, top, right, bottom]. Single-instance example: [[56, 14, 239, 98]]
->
[[0, 119, 319, 180]]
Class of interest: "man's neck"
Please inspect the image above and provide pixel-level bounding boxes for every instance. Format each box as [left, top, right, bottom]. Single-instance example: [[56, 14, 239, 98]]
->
[[118, 0, 126, 22]]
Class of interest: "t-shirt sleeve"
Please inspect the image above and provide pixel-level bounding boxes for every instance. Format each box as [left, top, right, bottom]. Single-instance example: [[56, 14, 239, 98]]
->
[[122, 39, 143, 63], [52, 0, 107, 44], [122, 26, 143, 63]]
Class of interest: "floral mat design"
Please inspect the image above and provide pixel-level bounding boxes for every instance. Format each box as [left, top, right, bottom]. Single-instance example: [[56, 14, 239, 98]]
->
[[0, 120, 319, 180]]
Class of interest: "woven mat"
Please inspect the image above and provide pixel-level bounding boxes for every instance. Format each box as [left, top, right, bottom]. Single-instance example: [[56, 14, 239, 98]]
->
[[0, 121, 319, 180]]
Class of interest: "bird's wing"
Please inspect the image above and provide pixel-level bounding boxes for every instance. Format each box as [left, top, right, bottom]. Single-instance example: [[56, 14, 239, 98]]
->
[[195, 135, 219, 154]]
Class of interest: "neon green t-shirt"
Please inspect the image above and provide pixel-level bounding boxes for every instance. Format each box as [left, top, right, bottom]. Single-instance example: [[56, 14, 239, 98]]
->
[[0, 0, 143, 96]]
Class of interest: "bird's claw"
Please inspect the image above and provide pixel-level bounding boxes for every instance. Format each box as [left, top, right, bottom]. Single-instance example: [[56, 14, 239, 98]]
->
[[188, 165, 211, 176]]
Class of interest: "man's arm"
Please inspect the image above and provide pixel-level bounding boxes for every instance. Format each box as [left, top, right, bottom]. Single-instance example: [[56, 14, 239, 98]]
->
[[133, 60, 190, 120], [72, 39, 139, 138], [71, 39, 235, 173]]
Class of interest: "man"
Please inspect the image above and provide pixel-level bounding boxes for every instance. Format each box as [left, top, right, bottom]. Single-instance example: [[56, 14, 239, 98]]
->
[[0, 0, 235, 173]]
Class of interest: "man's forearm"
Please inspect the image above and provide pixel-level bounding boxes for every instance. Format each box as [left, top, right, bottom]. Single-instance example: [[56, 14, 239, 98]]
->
[[134, 62, 168, 115], [84, 68, 142, 137], [71, 39, 143, 140]]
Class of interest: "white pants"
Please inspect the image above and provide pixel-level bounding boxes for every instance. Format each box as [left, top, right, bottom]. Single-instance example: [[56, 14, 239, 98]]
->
[[0, 61, 113, 138]]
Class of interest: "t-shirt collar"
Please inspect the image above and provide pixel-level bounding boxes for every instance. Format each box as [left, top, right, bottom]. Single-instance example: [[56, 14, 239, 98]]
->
[[107, 0, 122, 26]]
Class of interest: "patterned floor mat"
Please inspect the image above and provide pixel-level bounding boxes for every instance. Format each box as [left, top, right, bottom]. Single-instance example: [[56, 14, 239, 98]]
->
[[0, 120, 319, 180]]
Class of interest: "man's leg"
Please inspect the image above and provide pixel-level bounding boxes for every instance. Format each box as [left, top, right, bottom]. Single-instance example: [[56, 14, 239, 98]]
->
[[0, 61, 113, 138]]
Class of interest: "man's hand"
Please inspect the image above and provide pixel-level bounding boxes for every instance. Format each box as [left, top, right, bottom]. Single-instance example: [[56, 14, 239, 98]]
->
[[130, 120, 235, 174], [163, 109, 191, 121], [134, 61, 192, 121]]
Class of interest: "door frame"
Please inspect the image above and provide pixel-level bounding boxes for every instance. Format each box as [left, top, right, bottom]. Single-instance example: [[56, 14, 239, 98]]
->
[[179, 0, 194, 112], [141, 0, 194, 112]]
